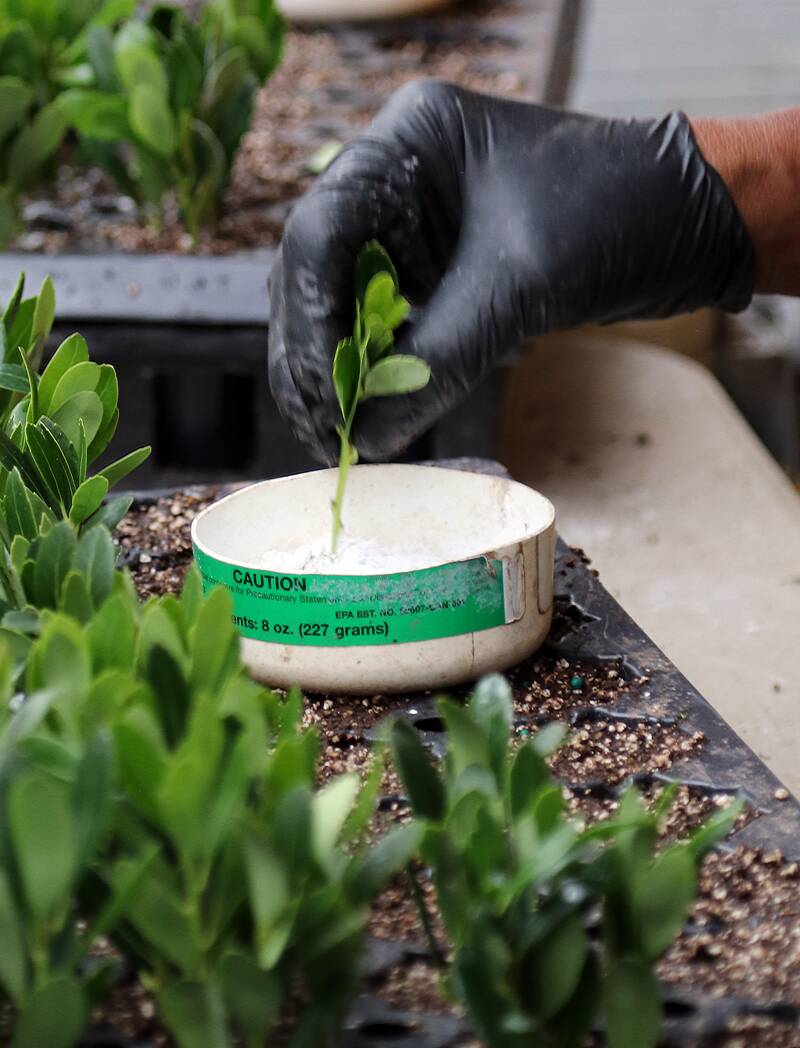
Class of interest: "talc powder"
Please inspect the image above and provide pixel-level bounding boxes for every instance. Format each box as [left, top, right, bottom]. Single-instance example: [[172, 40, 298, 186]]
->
[[258, 535, 440, 575]]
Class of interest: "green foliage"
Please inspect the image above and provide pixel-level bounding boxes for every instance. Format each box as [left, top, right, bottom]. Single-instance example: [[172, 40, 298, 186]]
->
[[390, 675, 743, 1048], [0, 274, 55, 427], [0, 0, 133, 245], [0, 0, 135, 102], [0, 317, 151, 533], [0, 573, 418, 1048], [64, 0, 285, 239], [331, 241, 428, 548], [0, 643, 117, 1048], [0, 79, 68, 246], [0, 273, 148, 676], [0, 275, 418, 1045]]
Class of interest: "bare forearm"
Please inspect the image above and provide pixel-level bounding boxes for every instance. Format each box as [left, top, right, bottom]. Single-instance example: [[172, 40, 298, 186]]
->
[[692, 110, 800, 295]]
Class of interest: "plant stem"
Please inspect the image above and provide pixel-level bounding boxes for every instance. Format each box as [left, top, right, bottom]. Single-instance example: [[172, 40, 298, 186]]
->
[[405, 865, 446, 970], [331, 418, 356, 553]]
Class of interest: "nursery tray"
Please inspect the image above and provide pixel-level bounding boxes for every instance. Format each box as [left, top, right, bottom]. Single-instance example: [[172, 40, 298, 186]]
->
[[0, 0, 582, 489], [116, 460, 800, 1048]]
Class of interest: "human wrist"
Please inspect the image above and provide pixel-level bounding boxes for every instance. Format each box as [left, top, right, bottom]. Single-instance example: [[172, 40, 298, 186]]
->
[[691, 110, 800, 295]]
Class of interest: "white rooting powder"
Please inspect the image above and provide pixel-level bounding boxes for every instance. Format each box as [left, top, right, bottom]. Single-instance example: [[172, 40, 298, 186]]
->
[[258, 534, 439, 575]]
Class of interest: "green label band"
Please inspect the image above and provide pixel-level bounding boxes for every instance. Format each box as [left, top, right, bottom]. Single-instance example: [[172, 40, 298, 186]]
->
[[193, 545, 524, 647]]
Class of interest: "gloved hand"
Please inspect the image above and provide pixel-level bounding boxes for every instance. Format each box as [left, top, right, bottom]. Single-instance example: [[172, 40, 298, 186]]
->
[[269, 81, 755, 463]]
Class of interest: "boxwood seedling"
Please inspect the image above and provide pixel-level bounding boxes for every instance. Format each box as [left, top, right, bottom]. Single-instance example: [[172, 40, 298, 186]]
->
[[390, 675, 743, 1048], [63, 0, 285, 240], [0, 273, 55, 427], [0, 324, 151, 532], [331, 241, 430, 550]]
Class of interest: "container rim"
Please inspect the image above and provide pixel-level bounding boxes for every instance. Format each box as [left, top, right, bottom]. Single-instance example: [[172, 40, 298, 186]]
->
[[190, 463, 555, 576]]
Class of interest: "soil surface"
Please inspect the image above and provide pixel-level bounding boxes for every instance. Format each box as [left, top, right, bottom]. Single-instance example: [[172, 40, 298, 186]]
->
[[105, 487, 800, 1046], [16, 0, 535, 256]]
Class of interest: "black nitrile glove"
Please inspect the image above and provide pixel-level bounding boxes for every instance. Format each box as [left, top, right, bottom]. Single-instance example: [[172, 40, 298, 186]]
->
[[269, 81, 755, 463]]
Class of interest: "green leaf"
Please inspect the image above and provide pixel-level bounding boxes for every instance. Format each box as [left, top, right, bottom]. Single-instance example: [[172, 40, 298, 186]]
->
[[332, 336, 360, 423], [87, 593, 137, 673], [179, 564, 203, 626], [470, 674, 513, 780], [51, 390, 104, 450], [4, 467, 44, 542], [604, 958, 662, 1048], [73, 730, 114, 868], [5, 298, 35, 359], [114, 709, 167, 823], [8, 773, 78, 919], [114, 858, 201, 971], [631, 845, 697, 960], [452, 940, 515, 1048], [32, 522, 78, 609], [77, 419, 88, 481], [60, 570, 94, 623], [158, 700, 225, 857], [30, 521, 77, 607], [38, 334, 89, 415], [114, 23, 168, 94], [20, 351, 39, 422], [349, 822, 423, 903], [189, 586, 238, 694], [98, 445, 151, 490], [69, 474, 109, 525], [7, 100, 68, 191], [1, 273, 25, 332], [12, 976, 86, 1048], [158, 981, 230, 1048], [219, 952, 280, 1044], [362, 273, 396, 322], [130, 81, 176, 158], [0, 867, 25, 1004], [363, 355, 431, 399], [39, 418, 81, 489], [84, 493, 131, 532], [273, 787, 312, 876], [0, 188, 19, 252], [0, 76, 33, 142], [0, 430, 47, 502], [532, 784, 567, 835], [526, 913, 589, 1019], [90, 843, 158, 940], [311, 773, 359, 866], [0, 364, 29, 393], [390, 718, 445, 821], [438, 698, 489, 778], [63, 88, 129, 141], [25, 423, 72, 511], [508, 743, 550, 819], [88, 404, 119, 463], [75, 526, 115, 607], [146, 644, 190, 748], [355, 240, 398, 303], [26, 613, 89, 697], [49, 360, 102, 415], [548, 953, 602, 1048], [31, 275, 55, 349], [87, 25, 121, 92], [228, 5, 285, 80], [244, 835, 290, 967]]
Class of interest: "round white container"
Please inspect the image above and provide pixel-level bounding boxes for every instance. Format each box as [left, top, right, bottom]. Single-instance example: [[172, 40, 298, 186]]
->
[[192, 464, 555, 694], [278, 0, 454, 22]]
